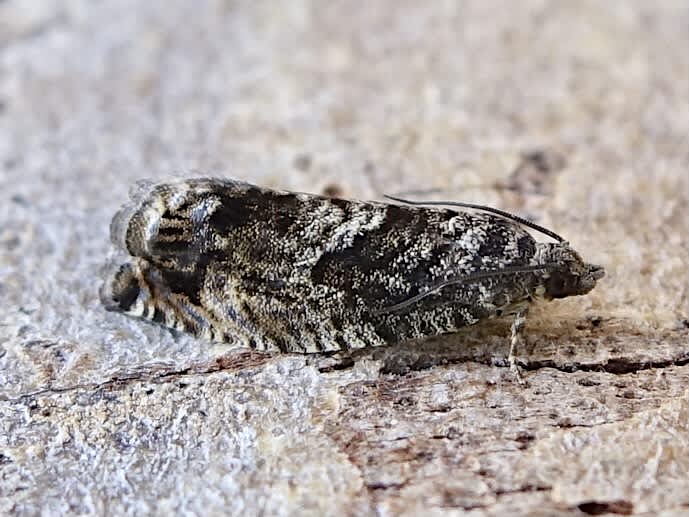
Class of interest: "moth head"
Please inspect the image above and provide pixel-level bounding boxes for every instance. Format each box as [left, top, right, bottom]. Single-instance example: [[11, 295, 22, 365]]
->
[[536, 243, 605, 299]]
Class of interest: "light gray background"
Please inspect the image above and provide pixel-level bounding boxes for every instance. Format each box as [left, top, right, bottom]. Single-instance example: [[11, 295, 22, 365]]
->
[[1, 1, 687, 516]]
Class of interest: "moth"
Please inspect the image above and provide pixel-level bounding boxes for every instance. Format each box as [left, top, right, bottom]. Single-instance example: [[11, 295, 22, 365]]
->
[[101, 178, 604, 377]]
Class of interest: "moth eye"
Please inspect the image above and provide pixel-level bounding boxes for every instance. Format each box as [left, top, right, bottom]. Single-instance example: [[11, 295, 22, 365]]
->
[[546, 274, 568, 299]]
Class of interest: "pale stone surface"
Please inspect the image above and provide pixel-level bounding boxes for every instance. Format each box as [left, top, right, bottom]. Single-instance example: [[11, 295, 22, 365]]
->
[[0, 1, 687, 516]]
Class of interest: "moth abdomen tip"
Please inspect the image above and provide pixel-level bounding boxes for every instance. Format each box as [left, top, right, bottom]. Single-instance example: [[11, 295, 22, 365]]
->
[[100, 261, 145, 314]]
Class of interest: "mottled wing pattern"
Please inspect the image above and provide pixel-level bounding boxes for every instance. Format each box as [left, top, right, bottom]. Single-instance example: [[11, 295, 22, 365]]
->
[[102, 178, 540, 352]]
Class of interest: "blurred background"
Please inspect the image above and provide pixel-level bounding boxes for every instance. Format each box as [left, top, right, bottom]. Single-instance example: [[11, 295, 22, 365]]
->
[[2, 1, 686, 198]]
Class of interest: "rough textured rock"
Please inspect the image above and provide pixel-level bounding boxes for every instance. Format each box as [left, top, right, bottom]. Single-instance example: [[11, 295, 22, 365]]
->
[[0, 1, 687, 516]]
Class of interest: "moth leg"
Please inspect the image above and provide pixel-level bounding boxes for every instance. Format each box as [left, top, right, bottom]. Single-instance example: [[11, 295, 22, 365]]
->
[[508, 308, 528, 385]]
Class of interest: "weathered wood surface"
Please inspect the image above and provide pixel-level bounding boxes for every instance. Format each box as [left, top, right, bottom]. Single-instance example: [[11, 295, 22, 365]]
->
[[1, 1, 687, 516]]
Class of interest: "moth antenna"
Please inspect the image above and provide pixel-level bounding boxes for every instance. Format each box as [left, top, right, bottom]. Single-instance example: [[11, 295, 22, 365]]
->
[[383, 194, 565, 243], [376, 263, 557, 314]]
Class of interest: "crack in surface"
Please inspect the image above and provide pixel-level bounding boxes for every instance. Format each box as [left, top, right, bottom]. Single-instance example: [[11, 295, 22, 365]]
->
[[495, 485, 551, 497], [521, 351, 689, 375], [4, 335, 687, 403], [577, 499, 634, 515], [375, 352, 689, 378], [0, 351, 273, 403]]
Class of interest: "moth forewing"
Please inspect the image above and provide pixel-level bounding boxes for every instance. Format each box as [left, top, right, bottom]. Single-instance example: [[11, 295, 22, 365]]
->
[[102, 177, 604, 378]]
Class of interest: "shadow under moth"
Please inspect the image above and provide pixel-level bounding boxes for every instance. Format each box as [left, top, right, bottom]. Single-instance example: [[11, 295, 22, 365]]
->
[[101, 178, 604, 379]]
